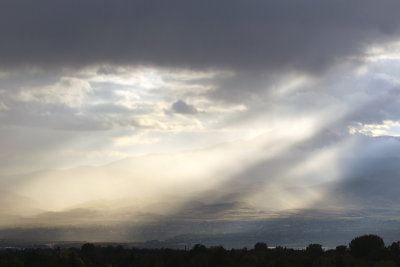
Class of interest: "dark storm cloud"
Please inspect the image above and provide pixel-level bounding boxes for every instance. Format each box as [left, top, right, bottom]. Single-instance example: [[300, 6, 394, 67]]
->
[[1, 0, 400, 72]]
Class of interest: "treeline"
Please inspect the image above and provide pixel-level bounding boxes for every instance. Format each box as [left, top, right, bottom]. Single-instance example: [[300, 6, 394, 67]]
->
[[1, 234, 400, 266]]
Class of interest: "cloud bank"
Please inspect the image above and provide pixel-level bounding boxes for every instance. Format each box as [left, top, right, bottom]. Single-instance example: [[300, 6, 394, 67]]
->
[[1, 0, 400, 72]]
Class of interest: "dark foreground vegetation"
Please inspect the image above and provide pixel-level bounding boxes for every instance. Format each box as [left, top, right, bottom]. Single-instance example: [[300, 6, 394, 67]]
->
[[1, 235, 400, 266]]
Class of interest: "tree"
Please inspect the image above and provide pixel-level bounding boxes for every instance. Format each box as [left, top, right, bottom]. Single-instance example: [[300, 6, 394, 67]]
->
[[254, 242, 268, 251], [349, 234, 385, 259], [389, 241, 400, 254], [191, 244, 206, 253], [306, 244, 323, 258], [81, 243, 96, 254], [335, 245, 347, 254]]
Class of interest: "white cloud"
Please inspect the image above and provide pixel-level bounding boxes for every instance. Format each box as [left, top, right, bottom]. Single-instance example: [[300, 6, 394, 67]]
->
[[349, 120, 400, 137], [365, 41, 400, 62], [15, 77, 92, 107]]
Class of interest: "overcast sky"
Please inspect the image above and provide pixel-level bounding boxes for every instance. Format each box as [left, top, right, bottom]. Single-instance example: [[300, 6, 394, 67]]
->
[[1, 1, 400, 223]]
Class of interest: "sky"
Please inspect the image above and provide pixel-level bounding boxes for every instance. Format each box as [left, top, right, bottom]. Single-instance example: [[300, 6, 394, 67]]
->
[[2, 1, 400, 234]]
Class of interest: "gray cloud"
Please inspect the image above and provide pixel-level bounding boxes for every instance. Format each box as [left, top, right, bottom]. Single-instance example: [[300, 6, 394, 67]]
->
[[171, 100, 197, 115], [1, 0, 400, 73]]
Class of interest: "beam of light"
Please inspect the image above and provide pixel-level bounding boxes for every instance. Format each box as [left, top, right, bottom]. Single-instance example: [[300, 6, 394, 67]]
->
[[245, 136, 357, 212]]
